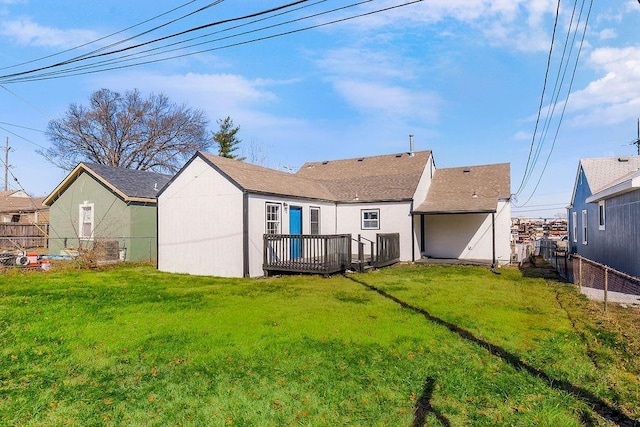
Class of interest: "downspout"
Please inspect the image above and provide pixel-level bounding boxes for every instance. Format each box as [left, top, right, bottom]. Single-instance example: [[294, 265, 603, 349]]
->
[[243, 191, 249, 278], [420, 214, 425, 256]]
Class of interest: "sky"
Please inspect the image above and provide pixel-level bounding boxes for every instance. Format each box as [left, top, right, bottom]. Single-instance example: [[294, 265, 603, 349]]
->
[[0, 0, 639, 218]]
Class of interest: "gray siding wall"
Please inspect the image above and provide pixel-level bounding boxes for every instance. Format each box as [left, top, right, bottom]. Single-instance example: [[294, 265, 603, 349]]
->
[[570, 166, 640, 278], [594, 191, 640, 277]]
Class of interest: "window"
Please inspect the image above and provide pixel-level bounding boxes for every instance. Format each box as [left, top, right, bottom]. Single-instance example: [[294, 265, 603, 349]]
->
[[581, 210, 588, 245], [361, 209, 380, 230], [598, 200, 605, 230], [265, 203, 281, 234], [310, 207, 320, 235], [572, 212, 577, 243], [79, 202, 94, 240]]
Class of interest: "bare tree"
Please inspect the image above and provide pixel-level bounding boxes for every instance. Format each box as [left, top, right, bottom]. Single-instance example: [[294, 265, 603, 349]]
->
[[42, 88, 210, 173], [240, 138, 272, 166]]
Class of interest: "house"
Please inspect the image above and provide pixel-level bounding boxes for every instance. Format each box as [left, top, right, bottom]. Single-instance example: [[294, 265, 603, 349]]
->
[[568, 156, 640, 278], [0, 190, 49, 250], [0, 190, 48, 224], [44, 163, 170, 262], [157, 150, 511, 278]]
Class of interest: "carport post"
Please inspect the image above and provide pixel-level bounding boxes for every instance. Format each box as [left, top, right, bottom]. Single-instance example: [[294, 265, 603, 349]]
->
[[491, 212, 496, 270]]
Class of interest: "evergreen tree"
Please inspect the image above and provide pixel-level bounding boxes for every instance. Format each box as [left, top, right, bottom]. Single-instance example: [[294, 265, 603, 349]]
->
[[213, 116, 244, 160]]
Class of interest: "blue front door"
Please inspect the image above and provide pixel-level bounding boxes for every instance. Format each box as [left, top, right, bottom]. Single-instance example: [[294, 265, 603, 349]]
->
[[290, 206, 302, 258]]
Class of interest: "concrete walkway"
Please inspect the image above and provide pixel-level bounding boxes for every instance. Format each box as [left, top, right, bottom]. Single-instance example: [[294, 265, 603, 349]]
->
[[415, 257, 492, 267], [579, 287, 640, 305]]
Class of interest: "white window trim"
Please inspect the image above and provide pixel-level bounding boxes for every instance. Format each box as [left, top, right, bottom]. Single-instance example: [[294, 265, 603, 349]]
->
[[572, 211, 578, 243], [79, 201, 94, 241], [598, 200, 605, 231], [361, 209, 380, 230], [310, 206, 320, 235], [265, 202, 281, 235], [581, 209, 588, 245]]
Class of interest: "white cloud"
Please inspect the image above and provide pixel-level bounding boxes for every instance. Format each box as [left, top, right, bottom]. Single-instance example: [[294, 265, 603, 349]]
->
[[598, 28, 617, 40], [326, 0, 557, 53], [0, 18, 98, 48], [311, 47, 439, 123], [313, 47, 410, 80], [564, 47, 640, 125], [513, 130, 532, 141], [332, 79, 440, 123], [91, 71, 295, 140]]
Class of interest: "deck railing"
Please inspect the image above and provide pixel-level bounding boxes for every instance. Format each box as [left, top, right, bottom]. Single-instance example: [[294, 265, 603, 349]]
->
[[263, 234, 352, 276], [374, 233, 400, 267]]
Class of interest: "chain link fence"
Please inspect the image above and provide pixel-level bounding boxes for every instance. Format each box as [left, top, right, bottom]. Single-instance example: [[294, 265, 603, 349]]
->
[[1, 236, 157, 263], [572, 255, 640, 307]]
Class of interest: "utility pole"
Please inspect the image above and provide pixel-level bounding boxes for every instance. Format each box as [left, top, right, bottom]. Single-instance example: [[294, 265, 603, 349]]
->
[[635, 118, 640, 156], [4, 137, 9, 192]]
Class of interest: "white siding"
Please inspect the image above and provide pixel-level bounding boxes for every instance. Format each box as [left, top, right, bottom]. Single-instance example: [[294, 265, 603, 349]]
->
[[410, 154, 435, 260], [158, 156, 245, 277], [336, 201, 414, 261], [247, 195, 336, 277], [422, 200, 511, 265]]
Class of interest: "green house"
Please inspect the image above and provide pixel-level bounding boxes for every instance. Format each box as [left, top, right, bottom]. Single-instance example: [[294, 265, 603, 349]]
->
[[44, 163, 170, 262]]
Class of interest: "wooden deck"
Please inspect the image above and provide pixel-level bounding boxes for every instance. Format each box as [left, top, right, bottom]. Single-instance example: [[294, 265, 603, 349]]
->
[[263, 233, 400, 276]]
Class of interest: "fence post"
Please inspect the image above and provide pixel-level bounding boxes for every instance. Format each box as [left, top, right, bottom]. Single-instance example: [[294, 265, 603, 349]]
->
[[604, 267, 608, 314], [578, 257, 582, 290]]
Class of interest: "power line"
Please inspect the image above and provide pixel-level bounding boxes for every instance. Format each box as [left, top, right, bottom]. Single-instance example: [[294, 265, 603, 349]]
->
[[0, 122, 45, 133], [0, 1, 202, 72], [0, 0, 307, 82], [0, 1, 425, 84], [513, 0, 561, 198], [1, 0, 335, 84], [520, 0, 581, 194], [515, 0, 593, 208], [0, 125, 48, 150]]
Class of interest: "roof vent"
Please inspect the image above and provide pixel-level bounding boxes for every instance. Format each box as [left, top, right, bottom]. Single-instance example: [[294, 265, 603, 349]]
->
[[618, 157, 629, 162], [357, 158, 364, 162], [322, 161, 329, 165], [395, 154, 403, 158], [463, 169, 471, 173]]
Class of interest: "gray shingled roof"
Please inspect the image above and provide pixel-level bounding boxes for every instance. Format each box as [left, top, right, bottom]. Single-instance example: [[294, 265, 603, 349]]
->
[[579, 156, 640, 194], [414, 163, 511, 214], [199, 153, 335, 201], [296, 151, 432, 202], [82, 163, 171, 199], [44, 163, 171, 206]]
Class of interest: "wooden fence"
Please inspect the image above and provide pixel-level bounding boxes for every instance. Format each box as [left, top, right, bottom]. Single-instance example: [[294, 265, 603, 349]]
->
[[0, 223, 49, 250]]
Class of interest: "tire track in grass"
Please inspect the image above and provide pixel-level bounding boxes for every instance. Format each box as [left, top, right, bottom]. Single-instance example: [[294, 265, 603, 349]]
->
[[344, 274, 639, 427]]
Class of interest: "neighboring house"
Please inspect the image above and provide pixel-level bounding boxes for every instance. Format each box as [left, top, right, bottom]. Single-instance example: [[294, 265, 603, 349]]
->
[[158, 150, 511, 278], [568, 156, 640, 278], [0, 190, 49, 250], [44, 163, 170, 262], [0, 190, 48, 224]]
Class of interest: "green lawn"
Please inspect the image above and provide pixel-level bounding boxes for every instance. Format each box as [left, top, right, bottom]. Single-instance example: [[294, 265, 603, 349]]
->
[[0, 263, 638, 426]]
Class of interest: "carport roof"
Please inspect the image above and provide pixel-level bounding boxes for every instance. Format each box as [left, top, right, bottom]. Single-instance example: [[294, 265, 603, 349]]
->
[[413, 163, 511, 214]]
